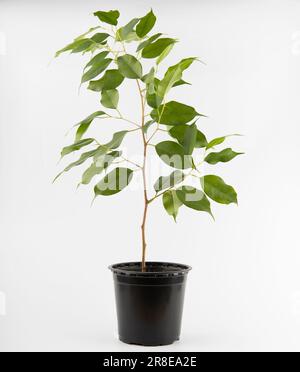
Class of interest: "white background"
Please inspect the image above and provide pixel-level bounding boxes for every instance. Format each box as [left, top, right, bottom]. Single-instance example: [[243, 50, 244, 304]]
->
[[1, 0, 300, 352]]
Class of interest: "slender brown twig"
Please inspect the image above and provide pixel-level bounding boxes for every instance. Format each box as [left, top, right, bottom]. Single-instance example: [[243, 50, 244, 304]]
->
[[136, 79, 148, 272]]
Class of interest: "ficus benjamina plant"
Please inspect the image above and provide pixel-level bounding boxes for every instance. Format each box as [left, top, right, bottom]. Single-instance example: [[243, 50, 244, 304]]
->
[[54, 9, 243, 272]]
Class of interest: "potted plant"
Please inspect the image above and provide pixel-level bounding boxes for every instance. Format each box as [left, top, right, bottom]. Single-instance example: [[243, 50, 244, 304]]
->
[[54, 9, 243, 346]]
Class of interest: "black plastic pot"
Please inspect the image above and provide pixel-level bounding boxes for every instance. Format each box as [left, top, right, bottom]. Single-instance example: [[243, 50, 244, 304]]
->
[[109, 262, 191, 346]]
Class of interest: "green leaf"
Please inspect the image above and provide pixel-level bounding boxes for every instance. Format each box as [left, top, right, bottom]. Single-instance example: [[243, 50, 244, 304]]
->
[[102, 130, 128, 150], [136, 9, 156, 38], [142, 38, 176, 59], [154, 170, 184, 192], [163, 190, 183, 222], [157, 57, 197, 99], [81, 42, 106, 55], [94, 167, 133, 196], [84, 51, 109, 70], [61, 138, 94, 158], [201, 175, 238, 205], [136, 33, 162, 52], [53, 149, 98, 182], [205, 148, 244, 165], [172, 79, 191, 87], [206, 136, 225, 149], [146, 92, 162, 109], [142, 67, 156, 93], [116, 19, 140, 41], [169, 124, 207, 148], [81, 58, 112, 83], [81, 163, 102, 185], [81, 150, 121, 185], [151, 101, 200, 126], [100, 89, 119, 109], [117, 54, 143, 79], [92, 131, 127, 161], [142, 120, 155, 133], [206, 134, 241, 150], [74, 27, 101, 41], [93, 10, 120, 26], [155, 141, 193, 169], [90, 32, 110, 44], [74, 111, 106, 141], [176, 186, 213, 217], [156, 43, 174, 65], [55, 38, 94, 57], [88, 69, 124, 91], [183, 123, 197, 155]]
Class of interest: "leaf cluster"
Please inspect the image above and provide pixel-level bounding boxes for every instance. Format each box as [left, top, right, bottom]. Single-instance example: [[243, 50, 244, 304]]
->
[[54, 9, 243, 221]]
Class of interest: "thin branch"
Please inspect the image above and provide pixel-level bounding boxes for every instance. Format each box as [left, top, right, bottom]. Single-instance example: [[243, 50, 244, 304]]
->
[[136, 79, 148, 272], [104, 114, 141, 128], [120, 155, 143, 169]]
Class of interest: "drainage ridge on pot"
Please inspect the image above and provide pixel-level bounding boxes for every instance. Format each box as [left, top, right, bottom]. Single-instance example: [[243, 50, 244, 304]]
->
[[109, 262, 192, 346]]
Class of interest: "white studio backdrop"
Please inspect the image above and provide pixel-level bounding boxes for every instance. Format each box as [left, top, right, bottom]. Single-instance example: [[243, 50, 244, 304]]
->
[[0, 0, 300, 351]]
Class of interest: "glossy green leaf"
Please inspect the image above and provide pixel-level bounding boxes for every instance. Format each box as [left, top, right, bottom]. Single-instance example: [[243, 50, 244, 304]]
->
[[101, 130, 128, 151], [151, 101, 200, 126], [93, 10, 120, 26], [176, 186, 213, 217], [61, 138, 94, 158], [154, 170, 184, 192], [163, 190, 183, 222], [53, 149, 98, 182], [206, 136, 225, 150], [206, 134, 241, 150], [90, 33, 110, 44], [143, 73, 160, 105], [169, 124, 207, 148], [205, 148, 244, 165], [155, 141, 192, 169], [81, 150, 121, 185], [117, 54, 143, 79], [82, 43, 106, 55], [172, 79, 191, 87], [136, 33, 162, 52], [156, 43, 174, 65], [157, 57, 197, 99], [88, 69, 124, 91], [146, 92, 162, 109], [84, 51, 109, 70], [116, 19, 140, 41], [183, 123, 197, 155], [100, 89, 119, 109], [142, 67, 156, 93], [142, 38, 176, 58], [74, 27, 101, 41], [201, 175, 237, 205], [136, 9, 156, 38], [55, 38, 94, 57], [81, 58, 112, 83], [94, 167, 133, 196], [74, 111, 106, 141], [92, 131, 127, 162]]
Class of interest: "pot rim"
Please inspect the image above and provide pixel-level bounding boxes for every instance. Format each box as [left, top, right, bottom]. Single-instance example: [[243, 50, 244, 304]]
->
[[108, 261, 192, 278]]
